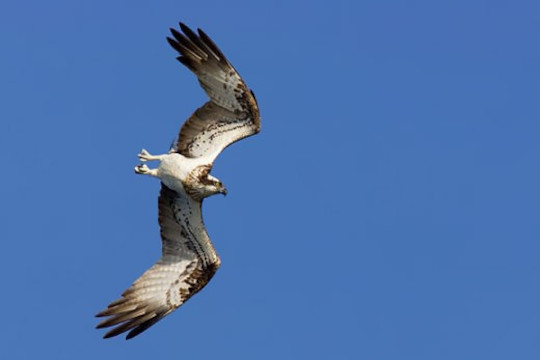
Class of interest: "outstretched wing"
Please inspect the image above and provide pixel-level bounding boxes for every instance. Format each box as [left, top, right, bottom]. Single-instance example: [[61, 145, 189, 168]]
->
[[96, 185, 220, 339], [167, 23, 260, 163]]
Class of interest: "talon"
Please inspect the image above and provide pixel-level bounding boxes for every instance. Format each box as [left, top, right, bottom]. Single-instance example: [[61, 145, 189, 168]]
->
[[137, 149, 152, 162], [134, 164, 149, 174]]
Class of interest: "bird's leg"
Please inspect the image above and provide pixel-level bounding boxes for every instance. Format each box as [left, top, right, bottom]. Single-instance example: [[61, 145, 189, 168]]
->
[[135, 149, 166, 177], [134, 164, 159, 177], [137, 149, 166, 162]]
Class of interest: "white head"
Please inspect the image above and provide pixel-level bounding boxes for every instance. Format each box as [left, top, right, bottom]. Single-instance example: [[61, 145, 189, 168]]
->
[[205, 174, 228, 196]]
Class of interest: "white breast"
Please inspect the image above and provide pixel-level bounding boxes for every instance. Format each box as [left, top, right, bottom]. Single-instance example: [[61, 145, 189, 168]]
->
[[158, 153, 201, 193]]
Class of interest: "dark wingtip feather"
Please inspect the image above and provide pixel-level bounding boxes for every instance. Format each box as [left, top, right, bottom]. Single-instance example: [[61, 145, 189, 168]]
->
[[103, 331, 116, 339], [96, 322, 108, 329], [95, 308, 113, 317], [179, 22, 195, 38], [98, 310, 163, 340], [102, 323, 133, 339], [167, 36, 182, 53], [177, 56, 196, 71], [168, 29, 207, 60], [125, 316, 163, 340], [197, 28, 227, 63], [170, 27, 183, 42], [176, 23, 210, 58]]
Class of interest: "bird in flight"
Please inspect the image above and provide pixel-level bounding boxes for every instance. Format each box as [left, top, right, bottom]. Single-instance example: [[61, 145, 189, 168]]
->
[[95, 22, 260, 339]]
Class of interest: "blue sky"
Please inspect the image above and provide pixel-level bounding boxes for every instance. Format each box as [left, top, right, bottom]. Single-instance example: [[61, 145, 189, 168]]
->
[[1, 0, 539, 359]]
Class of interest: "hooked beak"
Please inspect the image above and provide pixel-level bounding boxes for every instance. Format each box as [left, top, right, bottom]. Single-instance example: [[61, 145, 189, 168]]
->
[[220, 187, 228, 196]]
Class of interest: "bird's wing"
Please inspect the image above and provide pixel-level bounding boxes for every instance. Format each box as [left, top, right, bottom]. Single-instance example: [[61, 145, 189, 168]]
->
[[167, 23, 260, 163], [96, 185, 220, 339]]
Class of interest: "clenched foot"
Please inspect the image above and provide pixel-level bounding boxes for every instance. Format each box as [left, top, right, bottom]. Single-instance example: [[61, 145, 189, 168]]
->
[[134, 164, 158, 176]]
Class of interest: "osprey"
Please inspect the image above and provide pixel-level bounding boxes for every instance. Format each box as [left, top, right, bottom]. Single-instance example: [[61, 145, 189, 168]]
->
[[96, 23, 260, 339]]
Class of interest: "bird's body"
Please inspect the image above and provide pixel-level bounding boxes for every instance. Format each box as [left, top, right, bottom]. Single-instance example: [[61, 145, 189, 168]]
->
[[147, 152, 211, 195], [96, 22, 260, 339], [158, 153, 199, 191]]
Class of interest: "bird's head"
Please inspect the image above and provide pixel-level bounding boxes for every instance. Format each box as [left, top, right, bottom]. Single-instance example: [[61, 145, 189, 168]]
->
[[206, 174, 228, 196]]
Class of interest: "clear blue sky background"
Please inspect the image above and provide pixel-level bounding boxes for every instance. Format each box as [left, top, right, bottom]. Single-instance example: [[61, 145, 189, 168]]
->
[[1, 0, 539, 359]]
